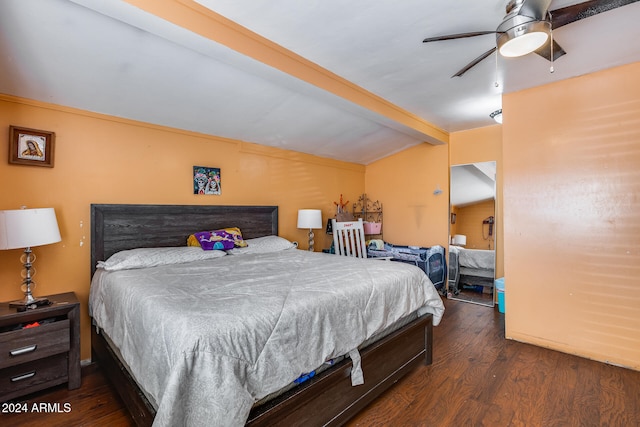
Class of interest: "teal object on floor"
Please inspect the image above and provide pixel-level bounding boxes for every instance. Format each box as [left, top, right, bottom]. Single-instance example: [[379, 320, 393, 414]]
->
[[495, 277, 505, 313]]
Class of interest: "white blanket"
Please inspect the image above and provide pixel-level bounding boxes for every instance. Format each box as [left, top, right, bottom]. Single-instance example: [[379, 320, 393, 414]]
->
[[450, 246, 495, 270], [89, 249, 444, 426]]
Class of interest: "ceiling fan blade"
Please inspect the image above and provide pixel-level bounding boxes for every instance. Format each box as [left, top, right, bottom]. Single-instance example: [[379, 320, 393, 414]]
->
[[452, 47, 496, 78], [423, 31, 496, 43], [534, 39, 566, 62], [550, 0, 640, 29], [518, 0, 553, 20]]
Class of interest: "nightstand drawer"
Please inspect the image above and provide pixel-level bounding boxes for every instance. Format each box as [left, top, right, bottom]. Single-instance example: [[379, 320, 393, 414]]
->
[[0, 319, 70, 369], [0, 354, 68, 400], [0, 293, 80, 401]]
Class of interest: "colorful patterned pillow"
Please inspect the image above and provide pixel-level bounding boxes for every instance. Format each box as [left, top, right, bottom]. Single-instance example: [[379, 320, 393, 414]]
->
[[187, 227, 248, 250]]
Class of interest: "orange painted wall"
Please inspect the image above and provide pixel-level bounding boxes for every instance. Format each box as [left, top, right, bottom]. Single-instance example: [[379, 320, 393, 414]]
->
[[450, 125, 503, 277], [364, 143, 450, 249], [450, 205, 459, 236], [453, 200, 496, 250], [0, 95, 366, 360], [503, 62, 640, 370]]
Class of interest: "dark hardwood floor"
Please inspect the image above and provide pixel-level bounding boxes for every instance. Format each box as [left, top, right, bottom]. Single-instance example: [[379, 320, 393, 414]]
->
[[348, 299, 640, 427], [1, 363, 134, 427], [449, 286, 494, 306], [3, 298, 639, 426]]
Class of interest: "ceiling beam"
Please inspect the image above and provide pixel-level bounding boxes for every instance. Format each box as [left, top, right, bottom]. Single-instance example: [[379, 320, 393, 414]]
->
[[122, 0, 448, 145]]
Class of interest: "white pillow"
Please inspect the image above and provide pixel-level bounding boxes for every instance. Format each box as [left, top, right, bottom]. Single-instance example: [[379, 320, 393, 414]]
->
[[97, 246, 226, 271], [227, 235, 297, 255]]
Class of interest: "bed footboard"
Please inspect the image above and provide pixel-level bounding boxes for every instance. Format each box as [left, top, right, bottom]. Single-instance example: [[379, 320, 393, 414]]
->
[[91, 314, 433, 427], [247, 313, 433, 426]]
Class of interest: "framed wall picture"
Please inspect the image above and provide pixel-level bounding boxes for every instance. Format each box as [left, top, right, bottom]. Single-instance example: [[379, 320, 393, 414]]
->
[[193, 166, 221, 195], [450, 213, 457, 224], [9, 126, 55, 167]]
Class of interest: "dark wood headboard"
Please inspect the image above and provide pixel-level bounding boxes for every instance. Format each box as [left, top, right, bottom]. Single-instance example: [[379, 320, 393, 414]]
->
[[90, 204, 278, 276]]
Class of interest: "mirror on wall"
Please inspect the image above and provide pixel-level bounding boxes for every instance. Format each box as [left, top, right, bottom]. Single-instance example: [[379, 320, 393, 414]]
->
[[448, 161, 496, 307]]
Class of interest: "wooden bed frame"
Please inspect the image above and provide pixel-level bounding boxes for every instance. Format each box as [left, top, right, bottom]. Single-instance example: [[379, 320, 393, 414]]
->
[[90, 203, 434, 426], [448, 249, 495, 296]]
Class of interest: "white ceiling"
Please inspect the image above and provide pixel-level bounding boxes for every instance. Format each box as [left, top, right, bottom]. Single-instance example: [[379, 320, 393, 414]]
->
[[451, 162, 497, 207], [1, 0, 639, 164]]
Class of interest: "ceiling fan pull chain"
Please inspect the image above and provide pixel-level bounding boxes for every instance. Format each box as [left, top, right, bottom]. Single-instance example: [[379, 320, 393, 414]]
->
[[549, 12, 555, 74], [550, 32, 554, 73], [494, 51, 499, 88]]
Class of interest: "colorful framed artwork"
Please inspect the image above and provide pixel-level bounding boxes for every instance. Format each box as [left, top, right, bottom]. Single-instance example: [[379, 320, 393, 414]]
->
[[9, 126, 55, 167], [193, 166, 221, 195]]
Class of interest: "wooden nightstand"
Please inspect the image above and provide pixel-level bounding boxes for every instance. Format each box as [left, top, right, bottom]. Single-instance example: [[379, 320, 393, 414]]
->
[[0, 292, 80, 402]]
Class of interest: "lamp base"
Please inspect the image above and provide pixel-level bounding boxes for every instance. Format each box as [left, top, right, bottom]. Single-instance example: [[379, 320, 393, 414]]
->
[[308, 229, 315, 252], [9, 297, 51, 310]]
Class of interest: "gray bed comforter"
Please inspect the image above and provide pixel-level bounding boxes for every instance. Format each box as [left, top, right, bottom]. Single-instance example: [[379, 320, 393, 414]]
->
[[89, 249, 444, 426], [450, 245, 495, 270]]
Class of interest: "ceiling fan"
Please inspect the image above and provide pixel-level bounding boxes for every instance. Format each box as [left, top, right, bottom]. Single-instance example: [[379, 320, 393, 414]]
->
[[423, 0, 640, 77]]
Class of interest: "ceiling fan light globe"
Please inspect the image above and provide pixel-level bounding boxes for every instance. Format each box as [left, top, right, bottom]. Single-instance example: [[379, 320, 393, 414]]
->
[[490, 109, 503, 124], [496, 20, 550, 58], [499, 31, 548, 57]]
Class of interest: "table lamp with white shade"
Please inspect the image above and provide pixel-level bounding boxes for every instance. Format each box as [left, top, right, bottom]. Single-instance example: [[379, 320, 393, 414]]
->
[[0, 207, 61, 308], [452, 234, 467, 246], [297, 209, 322, 252]]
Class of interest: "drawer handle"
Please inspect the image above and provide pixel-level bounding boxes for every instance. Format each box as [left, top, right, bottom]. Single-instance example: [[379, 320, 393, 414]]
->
[[10, 345, 38, 356], [11, 371, 36, 382]]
